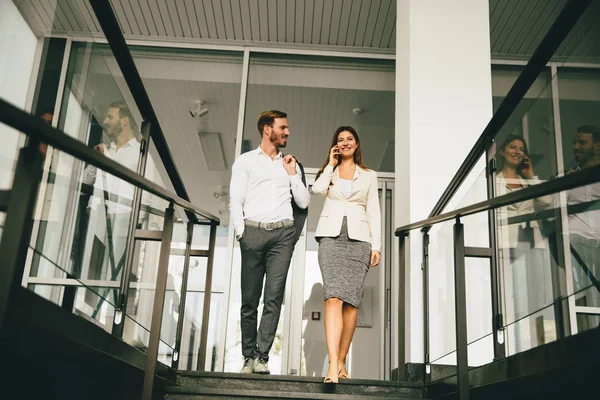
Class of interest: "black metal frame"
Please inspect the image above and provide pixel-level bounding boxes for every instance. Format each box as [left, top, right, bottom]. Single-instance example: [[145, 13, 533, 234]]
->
[[453, 220, 470, 400]]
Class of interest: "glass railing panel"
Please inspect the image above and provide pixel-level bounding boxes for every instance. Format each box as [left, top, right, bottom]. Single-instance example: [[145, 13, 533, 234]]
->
[[123, 314, 175, 366], [465, 257, 494, 367], [491, 67, 558, 195], [129, 46, 244, 221], [123, 238, 161, 347], [24, 154, 142, 328], [428, 220, 456, 366], [496, 192, 564, 355], [24, 242, 119, 333], [0, 126, 22, 190]]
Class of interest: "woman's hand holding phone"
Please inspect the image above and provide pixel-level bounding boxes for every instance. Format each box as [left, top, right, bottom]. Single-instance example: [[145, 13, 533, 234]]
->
[[520, 155, 535, 179], [328, 145, 340, 167]]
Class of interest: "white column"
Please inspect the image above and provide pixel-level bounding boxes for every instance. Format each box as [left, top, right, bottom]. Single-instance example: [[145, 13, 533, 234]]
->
[[395, 0, 493, 363]]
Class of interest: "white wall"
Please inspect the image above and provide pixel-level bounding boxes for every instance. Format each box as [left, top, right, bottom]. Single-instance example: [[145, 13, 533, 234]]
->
[[395, 0, 493, 363], [0, 0, 38, 188]]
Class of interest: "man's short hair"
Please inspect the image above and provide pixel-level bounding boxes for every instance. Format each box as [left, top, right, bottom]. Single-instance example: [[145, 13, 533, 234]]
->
[[577, 125, 600, 142], [257, 110, 287, 136], [108, 101, 134, 125]]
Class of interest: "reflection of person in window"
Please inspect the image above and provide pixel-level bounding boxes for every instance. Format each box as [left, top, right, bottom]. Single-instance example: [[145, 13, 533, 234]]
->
[[495, 135, 552, 350], [564, 125, 600, 320], [302, 283, 326, 377], [78, 101, 153, 303]]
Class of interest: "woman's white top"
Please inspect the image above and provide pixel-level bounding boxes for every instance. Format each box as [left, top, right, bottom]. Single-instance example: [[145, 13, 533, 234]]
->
[[339, 178, 353, 200]]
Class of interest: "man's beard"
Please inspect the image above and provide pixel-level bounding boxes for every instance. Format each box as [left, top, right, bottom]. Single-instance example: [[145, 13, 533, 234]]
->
[[575, 149, 594, 166], [270, 133, 287, 148]]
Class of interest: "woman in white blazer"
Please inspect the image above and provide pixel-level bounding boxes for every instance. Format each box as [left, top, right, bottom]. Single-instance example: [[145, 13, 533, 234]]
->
[[312, 126, 381, 383]]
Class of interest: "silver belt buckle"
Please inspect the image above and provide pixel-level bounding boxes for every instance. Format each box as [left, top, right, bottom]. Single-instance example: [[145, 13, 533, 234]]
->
[[265, 222, 275, 231]]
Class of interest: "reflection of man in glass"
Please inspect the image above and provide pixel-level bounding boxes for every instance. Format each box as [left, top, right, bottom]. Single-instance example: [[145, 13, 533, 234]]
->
[[77, 101, 151, 312], [565, 125, 600, 321]]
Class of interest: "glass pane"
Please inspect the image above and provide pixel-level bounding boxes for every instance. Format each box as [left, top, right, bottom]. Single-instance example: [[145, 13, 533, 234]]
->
[[428, 221, 456, 366], [124, 240, 162, 346], [465, 258, 493, 367], [243, 54, 395, 171], [492, 67, 557, 192], [557, 68, 600, 332], [0, 126, 21, 190], [179, 292, 224, 371], [130, 46, 243, 221]]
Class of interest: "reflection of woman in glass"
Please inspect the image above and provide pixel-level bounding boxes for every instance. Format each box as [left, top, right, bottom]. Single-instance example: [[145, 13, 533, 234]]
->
[[302, 283, 326, 377], [495, 135, 552, 351], [312, 126, 381, 383]]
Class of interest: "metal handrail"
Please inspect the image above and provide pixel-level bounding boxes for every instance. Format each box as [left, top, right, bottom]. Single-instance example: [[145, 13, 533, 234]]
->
[[0, 98, 219, 224], [395, 163, 600, 235], [426, 0, 592, 219]]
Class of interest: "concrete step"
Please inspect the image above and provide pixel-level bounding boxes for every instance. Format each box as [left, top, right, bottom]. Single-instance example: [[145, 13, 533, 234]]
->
[[166, 371, 424, 399]]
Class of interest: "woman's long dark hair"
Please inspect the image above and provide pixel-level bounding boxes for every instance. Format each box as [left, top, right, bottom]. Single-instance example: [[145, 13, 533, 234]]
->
[[496, 134, 530, 177], [316, 126, 369, 179]]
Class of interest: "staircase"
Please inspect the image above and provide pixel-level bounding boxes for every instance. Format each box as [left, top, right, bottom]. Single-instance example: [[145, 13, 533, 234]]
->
[[165, 371, 425, 399]]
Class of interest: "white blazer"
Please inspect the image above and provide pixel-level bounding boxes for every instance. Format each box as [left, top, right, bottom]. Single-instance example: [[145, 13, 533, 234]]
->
[[312, 165, 381, 252]]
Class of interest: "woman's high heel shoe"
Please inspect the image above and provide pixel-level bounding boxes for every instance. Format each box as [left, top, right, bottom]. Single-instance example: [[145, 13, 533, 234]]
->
[[324, 362, 339, 384], [338, 360, 349, 379]]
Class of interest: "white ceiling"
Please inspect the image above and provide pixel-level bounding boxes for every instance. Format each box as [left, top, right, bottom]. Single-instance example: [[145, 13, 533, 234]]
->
[[14, 0, 600, 60]]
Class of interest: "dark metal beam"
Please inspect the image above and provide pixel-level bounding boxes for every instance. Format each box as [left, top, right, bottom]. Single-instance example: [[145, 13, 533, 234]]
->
[[197, 222, 218, 371], [0, 190, 10, 212], [0, 98, 219, 223], [427, 0, 592, 219], [396, 162, 600, 235], [453, 220, 470, 400], [422, 232, 431, 384], [173, 221, 194, 370], [142, 205, 175, 400], [88, 0, 195, 223], [0, 144, 44, 333], [397, 232, 408, 381], [134, 229, 164, 241], [464, 247, 493, 258]]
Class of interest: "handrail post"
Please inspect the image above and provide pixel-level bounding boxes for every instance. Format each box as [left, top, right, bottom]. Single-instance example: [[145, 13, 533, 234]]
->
[[0, 142, 44, 332], [453, 218, 470, 400], [172, 221, 194, 370], [197, 221, 218, 371], [422, 230, 431, 383], [486, 140, 506, 360], [142, 203, 175, 400], [113, 121, 151, 338], [397, 231, 408, 380]]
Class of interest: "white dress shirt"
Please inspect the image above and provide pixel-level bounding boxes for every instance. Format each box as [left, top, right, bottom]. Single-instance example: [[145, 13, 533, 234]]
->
[[229, 146, 310, 237], [565, 181, 600, 240], [84, 137, 153, 214]]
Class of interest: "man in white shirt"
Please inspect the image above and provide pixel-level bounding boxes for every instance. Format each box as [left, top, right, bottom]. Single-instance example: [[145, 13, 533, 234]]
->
[[229, 110, 310, 374], [565, 125, 600, 318]]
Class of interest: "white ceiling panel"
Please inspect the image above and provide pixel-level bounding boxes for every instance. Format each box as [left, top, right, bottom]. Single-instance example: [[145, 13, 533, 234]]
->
[[17, 1, 401, 50]]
